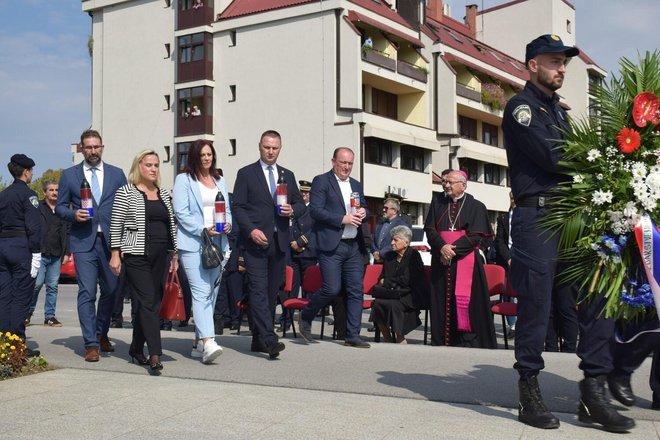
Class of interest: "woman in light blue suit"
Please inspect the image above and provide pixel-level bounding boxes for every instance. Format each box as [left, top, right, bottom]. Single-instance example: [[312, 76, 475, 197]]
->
[[173, 140, 231, 364]]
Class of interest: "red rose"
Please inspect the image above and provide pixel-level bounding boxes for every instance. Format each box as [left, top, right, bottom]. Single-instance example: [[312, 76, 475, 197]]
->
[[632, 92, 659, 128], [616, 127, 641, 154]]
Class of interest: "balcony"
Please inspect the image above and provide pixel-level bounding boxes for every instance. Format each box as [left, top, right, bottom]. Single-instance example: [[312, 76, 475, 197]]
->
[[397, 60, 427, 83], [361, 49, 396, 71], [178, 4, 214, 30], [177, 114, 213, 137], [456, 83, 481, 102], [178, 60, 213, 83]]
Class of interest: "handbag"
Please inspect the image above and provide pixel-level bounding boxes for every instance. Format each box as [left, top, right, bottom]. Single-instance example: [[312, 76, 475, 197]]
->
[[201, 228, 223, 269], [160, 269, 186, 321]]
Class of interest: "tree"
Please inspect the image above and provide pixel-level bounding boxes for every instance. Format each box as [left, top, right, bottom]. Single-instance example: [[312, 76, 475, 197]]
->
[[29, 169, 64, 199]]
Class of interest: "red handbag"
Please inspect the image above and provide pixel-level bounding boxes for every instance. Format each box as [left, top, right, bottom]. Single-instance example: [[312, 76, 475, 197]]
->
[[160, 270, 186, 321]]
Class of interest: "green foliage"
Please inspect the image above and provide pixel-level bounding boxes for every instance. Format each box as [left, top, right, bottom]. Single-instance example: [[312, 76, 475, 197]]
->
[[481, 82, 507, 110], [542, 51, 660, 320], [29, 169, 63, 199]]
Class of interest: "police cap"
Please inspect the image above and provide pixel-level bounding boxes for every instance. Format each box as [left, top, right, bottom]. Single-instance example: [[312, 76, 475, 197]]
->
[[299, 180, 312, 192], [10, 154, 35, 169], [525, 34, 579, 64]]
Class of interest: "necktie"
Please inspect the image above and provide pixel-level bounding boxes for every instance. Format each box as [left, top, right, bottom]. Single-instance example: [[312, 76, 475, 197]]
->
[[267, 165, 276, 201], [90, 167, 101, 203]]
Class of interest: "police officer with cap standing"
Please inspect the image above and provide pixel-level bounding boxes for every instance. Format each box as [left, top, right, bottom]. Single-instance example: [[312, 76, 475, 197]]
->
[[503, 35, 634, 432], [0, 154, 41, 356]]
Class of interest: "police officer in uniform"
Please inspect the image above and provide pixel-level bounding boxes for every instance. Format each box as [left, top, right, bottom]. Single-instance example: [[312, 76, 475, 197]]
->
[[503, 35, 634, 432], [288, 180, 317, 300], [0, 154, 41, 356]]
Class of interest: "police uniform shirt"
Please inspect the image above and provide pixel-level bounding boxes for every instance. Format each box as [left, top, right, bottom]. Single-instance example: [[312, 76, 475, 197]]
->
[[502, 81, 572, 201], [0, 179, 41, 252]]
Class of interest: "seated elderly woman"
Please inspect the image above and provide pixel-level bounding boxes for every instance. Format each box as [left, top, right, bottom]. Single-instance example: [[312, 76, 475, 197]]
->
[[371, 225, 426, 343]]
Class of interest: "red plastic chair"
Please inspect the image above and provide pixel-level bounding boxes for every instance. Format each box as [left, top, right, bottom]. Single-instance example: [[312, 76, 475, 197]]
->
[[362, 264, 383, 311], [237, 265, 294, 336], [483, 264, 506, 298], [491, 279, 518, 349], [282, 265, 324, 339]]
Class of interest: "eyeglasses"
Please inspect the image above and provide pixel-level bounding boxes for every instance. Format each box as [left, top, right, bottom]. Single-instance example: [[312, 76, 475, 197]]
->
[[443, 180, 465, 186], [382, 206, 396, 211], [82, 145, 103, 151]]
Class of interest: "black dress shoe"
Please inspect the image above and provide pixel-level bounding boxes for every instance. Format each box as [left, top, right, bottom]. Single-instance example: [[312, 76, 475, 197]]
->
[[652, 392, 660, 410], [344, 337, 370, 348], [110, 320, 123, 329], [26, 348, 41, 357], [230, 324, 240, 331], [607, 374, 636, 407], [267, 342, 285, 359], [160, 321, 172, 331], [178, 319, 189, 328]]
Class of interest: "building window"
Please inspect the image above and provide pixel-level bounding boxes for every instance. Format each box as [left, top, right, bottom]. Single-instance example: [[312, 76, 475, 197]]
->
[[460, 158, 479, 181], [229, 139, 236, 156], [164, 94, 170, 111], [482, 122, 499, 147], [179, 0, 195, 10], [176, 142, 192, 173], [458, 115, 477, 140], [371, 88, 397, 119], [229, 85, 236, 102], [400, 145, 425, 172], [178, 86, 212, 118], [484, 163, 501, 185], [178, 33, 205, 64], [365, 138, 392, 166], [229, 30, 236, 46]]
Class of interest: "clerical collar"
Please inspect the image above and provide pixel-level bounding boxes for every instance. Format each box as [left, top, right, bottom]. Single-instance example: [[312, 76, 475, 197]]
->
[[451, 193, 465, 203]]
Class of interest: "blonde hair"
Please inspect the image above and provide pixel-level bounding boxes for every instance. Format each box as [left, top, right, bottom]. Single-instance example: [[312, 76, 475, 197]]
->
[[128, 149, 160, 186]]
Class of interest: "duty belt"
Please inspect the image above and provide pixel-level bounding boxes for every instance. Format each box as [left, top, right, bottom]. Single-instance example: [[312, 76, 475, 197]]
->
[[0, 230, 27, 238], [516, 195, 553, 208]]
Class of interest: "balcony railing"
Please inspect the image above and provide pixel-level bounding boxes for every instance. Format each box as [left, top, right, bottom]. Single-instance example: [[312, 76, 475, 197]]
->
[[178, 60, 213, 83], [456, 83, 481, 102], [177, 114, 213, 136], [397, 60, 427, 83], [361, 49, 396, 71]]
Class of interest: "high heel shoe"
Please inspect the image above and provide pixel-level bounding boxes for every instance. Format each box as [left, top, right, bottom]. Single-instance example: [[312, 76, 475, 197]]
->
[[129, 352, 149, 365], [149, 355, 163, 372]]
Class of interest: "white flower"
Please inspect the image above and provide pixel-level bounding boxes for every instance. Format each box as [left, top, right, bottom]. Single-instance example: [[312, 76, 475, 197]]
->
[[590, 243, 600, 251], [592, 190, 613, 205], [608, 211, 622, 222], [573, 174, 584, 183], [596, 173, 604, 180], [646, 172, 660, 192], [623, 201, 638, 217], [631, 162, 647, 179], [586, 149, 602, 162]]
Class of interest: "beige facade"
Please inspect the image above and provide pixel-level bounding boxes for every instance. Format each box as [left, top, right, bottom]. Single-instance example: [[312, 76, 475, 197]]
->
[[81, 0, 601, 225]]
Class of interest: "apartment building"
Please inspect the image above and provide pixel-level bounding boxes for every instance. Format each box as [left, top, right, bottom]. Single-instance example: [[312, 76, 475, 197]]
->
[[80, 0, 603, 224]]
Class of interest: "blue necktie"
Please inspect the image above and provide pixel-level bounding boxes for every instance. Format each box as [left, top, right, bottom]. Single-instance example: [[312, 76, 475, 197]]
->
[[267, 165, 276, 201], [90, 167, 101, 203]]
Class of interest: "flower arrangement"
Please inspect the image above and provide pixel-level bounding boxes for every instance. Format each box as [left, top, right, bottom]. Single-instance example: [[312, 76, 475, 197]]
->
[[543, 51, 660, 320], [481, 82, 507, 110], [0, 332, 28, 379]]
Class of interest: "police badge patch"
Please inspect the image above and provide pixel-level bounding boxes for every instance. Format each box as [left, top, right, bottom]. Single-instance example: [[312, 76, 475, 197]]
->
[[30, 196, 39, 208], [513, 104, 532, 127]]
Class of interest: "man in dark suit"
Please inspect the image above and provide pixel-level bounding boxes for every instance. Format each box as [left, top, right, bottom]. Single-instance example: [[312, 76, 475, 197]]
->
[[232, 130, 305, 359], [56, 129, 127, 362], [288, 180, 317, 299], [495, 192, 516, 332], [371, 197, 407, 263], [298, 147, 370, 348]]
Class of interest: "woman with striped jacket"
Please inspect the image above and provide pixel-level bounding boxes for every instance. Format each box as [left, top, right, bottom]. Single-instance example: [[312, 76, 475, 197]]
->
[[109, 150, 178, 373]]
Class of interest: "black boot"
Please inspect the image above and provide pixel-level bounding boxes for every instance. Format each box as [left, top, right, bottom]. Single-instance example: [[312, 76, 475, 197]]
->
[[607, 374, 636, 406], [518, 376, 560, 429], [578, 376, 635, 432]]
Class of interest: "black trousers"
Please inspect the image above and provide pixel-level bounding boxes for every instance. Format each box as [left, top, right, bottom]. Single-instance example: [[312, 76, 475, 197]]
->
[[123, 242, 168, 356], [545, 276, 578, 353], [244, 239, 285, 350], [612, 319, 660, 395], [0, 237, 34, 339]]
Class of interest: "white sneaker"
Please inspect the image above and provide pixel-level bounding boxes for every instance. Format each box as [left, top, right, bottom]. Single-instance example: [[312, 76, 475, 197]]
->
[[201, 339, 223, 364], [191, 343, 203, 359]]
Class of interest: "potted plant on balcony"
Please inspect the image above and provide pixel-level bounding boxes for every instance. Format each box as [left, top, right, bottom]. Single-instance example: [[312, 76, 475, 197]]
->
[[481, 82, 507, 111]]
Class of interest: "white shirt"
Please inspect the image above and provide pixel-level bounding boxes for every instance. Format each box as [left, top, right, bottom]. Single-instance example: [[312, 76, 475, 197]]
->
[[83, 161, 104, 232], [335, 173, 357, 239], [199, 181, 219, 228], [260, 160, 279, 195]]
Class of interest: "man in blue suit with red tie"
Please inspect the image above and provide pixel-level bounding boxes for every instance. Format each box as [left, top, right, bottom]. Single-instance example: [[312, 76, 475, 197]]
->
[[298, 147, 370, 348], [56, 129, 127, 362], [232, 130, 305, 359]]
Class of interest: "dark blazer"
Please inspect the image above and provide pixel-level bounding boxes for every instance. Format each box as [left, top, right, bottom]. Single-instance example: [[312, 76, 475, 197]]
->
[[372, 215, 407, 256], [290, 203, 316, 259], [494, 211, 511, 267], [56, 162, 127, 253], [310, 170, 367, 254], [232, 161, 305, 251]]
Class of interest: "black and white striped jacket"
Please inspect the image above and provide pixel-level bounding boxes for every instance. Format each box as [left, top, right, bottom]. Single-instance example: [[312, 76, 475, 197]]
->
[[109, 184, 177, 255]]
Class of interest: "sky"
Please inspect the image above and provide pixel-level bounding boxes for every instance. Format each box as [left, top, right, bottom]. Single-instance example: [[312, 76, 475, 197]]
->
[[0, 0, 658, 182]]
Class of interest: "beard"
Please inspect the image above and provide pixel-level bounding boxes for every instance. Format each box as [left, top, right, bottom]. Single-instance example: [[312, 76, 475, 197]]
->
[[537, 68, 564, 91]]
